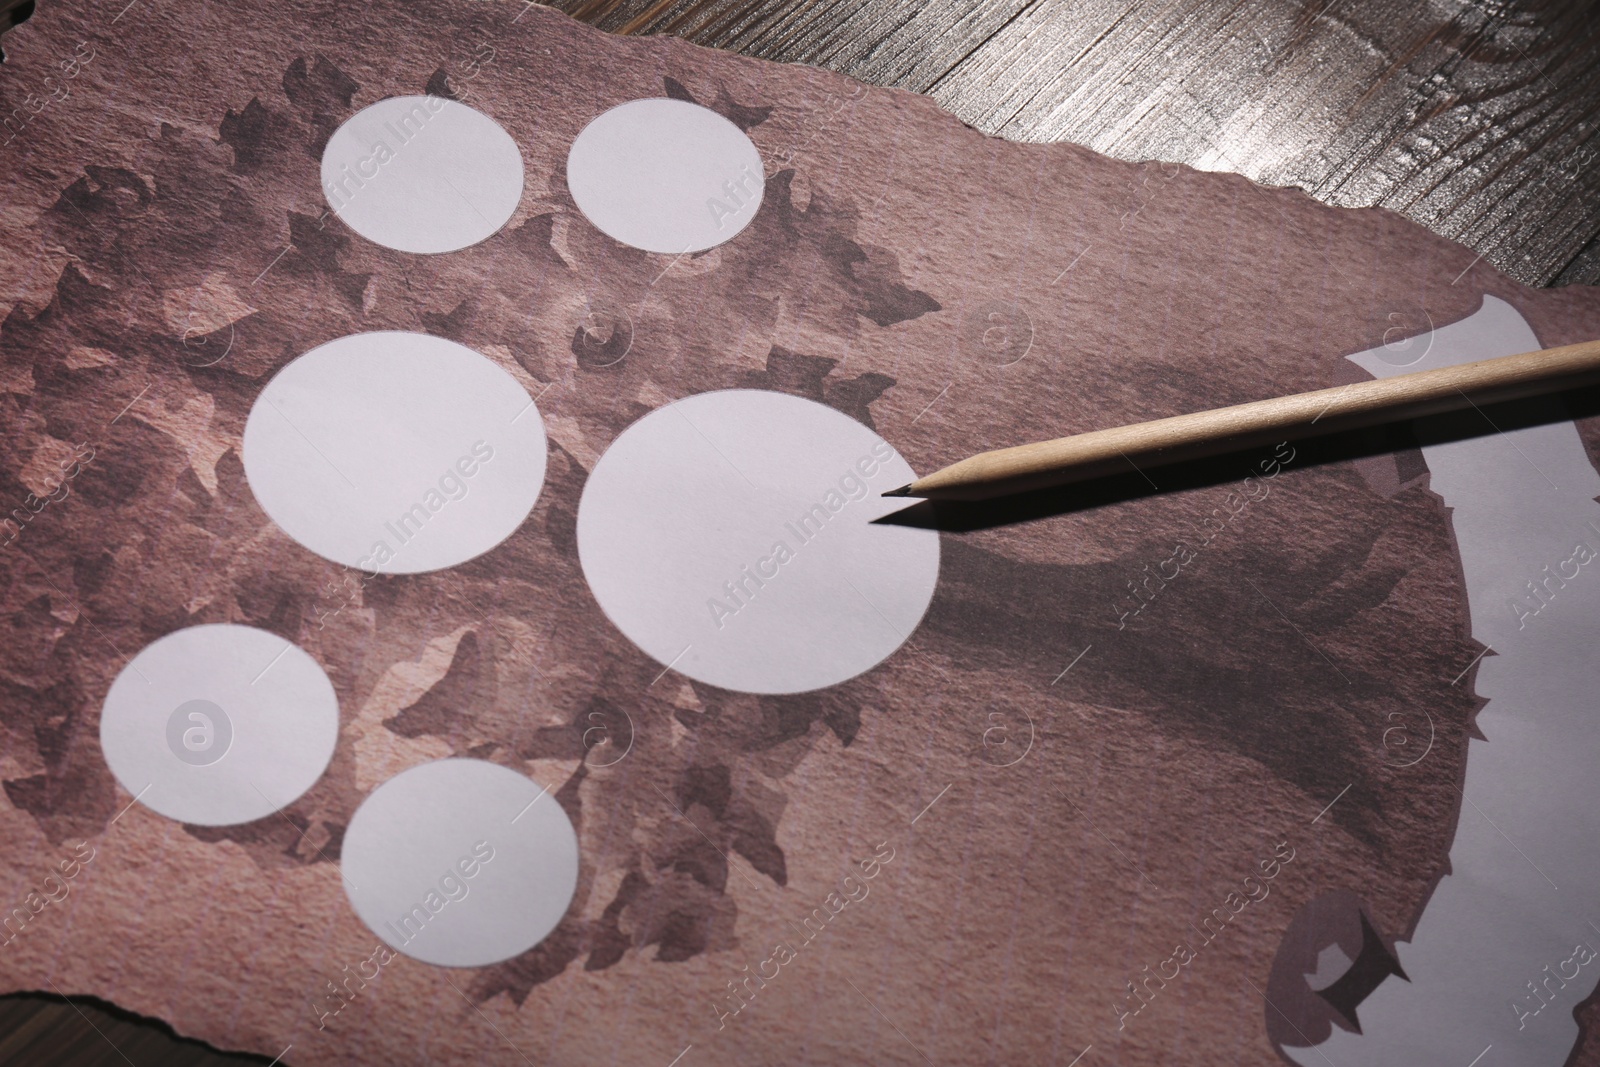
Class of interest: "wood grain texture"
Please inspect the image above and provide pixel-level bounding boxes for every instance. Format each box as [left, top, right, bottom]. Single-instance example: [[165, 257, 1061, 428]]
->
[[0, 994, 276, 1066], [547, 0, 1600, 288], [0, 0, 34, 58], [905, 338, 1600, 496]]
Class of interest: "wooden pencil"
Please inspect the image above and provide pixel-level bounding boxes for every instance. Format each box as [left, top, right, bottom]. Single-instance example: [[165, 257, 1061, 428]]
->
[[883, 338, 1600, 500]]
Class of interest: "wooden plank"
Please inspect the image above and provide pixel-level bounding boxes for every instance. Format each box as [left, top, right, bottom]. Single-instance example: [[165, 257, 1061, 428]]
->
[[547, 0, 1600, 287]]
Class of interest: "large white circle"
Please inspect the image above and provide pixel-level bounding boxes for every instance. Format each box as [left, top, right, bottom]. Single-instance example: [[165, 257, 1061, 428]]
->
[[99, 625, 340, 826], [340, 759, 579, 968], [577, 390, 940, 694], [242, 332, 547, 574], [321, 96, 524, 254], [566, 98, 765, 254]]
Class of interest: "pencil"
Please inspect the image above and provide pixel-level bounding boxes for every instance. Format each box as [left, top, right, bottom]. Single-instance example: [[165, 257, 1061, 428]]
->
[[883, 338, 1600, 500]]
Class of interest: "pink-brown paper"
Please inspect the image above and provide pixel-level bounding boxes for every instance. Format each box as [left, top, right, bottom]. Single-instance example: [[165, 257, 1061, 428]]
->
[[3, 1, 1600, 1064]]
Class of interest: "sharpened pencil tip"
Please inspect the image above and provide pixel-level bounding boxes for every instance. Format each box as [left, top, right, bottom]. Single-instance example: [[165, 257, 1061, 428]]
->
[[882, 484, 915, 497]]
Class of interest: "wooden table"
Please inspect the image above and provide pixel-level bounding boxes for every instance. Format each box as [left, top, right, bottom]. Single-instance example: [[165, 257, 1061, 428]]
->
[[550, 0, 1600, 289], [0, 0, 1596, 1062]]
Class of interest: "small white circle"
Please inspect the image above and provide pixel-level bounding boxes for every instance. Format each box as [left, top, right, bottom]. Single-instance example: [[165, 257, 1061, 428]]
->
[[99, 625, 339, 826], [340, 759, 579, 968], [566, 98, 765, 254], [1377, 310, 1436, 367], [166, 699, 233, 766], [577, 390, 940, 694], [242, 332, 547, 574], [979, 706, 1035, 768], [322, 96, 524, 254]]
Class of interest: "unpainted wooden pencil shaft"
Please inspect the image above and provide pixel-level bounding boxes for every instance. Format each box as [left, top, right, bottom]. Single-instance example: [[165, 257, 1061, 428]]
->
[[890, 339, 1600, 500]]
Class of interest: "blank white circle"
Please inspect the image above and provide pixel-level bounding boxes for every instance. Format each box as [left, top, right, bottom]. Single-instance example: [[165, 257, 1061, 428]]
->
[[577, 390, 940, 694], [566, 98, 765, 254], [99, 625, 340, 826], [321, 96, 524, 254], [340, 759, 579, 968], [242, 332, 547, 574]]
